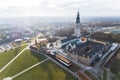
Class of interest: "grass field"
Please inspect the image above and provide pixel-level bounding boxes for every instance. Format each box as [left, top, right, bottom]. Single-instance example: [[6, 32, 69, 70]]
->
[[0, 50, 46, 80], [84, 71, 97, 80], [103, 69, 107, 80], [13, 60, 75, 80], [0, 45, 27, 69], [108, 49, 120, 80], [0, 50, 75, 80]]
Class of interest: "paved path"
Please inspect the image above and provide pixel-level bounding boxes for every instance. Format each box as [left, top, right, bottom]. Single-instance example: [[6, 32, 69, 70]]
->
[[0, 46, 28, 74], [12, 58, 49, 79]]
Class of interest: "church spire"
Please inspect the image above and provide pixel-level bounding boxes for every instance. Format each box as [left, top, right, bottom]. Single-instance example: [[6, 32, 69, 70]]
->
[[76, 10, 80, 23], [74, 10, 81, 37]]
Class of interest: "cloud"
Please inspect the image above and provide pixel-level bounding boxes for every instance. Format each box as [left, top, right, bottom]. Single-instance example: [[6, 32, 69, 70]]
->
[[0, 0, 120, 17], [0, 0, 45, 7]]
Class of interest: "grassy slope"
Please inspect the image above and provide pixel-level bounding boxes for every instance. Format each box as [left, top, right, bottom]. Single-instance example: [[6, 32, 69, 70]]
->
[[84, 71, 97, 80], [0, 45, 27, 69], [109, 49, 120, 80], [103, 69, 107, 80], [0, 50, 46, 80], [14, 60, 75, 80]]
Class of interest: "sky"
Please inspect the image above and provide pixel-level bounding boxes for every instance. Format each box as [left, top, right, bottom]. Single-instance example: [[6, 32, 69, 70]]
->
[[0, 0, 120, 17]]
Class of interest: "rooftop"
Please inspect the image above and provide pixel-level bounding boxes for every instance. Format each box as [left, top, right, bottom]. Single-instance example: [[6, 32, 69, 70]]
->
[[68, 40, 104, 58], [61, 36, 77, 43]]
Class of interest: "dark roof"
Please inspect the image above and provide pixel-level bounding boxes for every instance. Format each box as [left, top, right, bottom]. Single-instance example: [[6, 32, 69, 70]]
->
[[61, 39, 79, 49], [69, 40, 104, 58], [61, 36, 77, 43]]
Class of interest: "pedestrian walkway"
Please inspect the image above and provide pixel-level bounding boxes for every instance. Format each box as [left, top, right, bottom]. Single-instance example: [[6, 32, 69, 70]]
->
[[3, 58, 49, 80], [0, 46, 28, 74]]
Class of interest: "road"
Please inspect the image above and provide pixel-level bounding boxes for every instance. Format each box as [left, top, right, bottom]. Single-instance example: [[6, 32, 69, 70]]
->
[[31, 49, 81, 80]]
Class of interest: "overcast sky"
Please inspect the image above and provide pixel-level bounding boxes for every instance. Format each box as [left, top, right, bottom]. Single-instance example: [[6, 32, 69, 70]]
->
[[0, 0, 120, 17]]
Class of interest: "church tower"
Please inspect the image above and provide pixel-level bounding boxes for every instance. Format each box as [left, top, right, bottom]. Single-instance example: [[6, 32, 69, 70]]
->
[[74, 10, 81, 37]]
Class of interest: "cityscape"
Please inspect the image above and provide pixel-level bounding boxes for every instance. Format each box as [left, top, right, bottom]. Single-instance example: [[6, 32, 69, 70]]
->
[[0, 0, 120, 80]]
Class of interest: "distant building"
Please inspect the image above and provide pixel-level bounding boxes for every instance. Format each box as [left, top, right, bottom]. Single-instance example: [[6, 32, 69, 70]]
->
[[15, 39, 22, 43], [23, 37, 30, 42]]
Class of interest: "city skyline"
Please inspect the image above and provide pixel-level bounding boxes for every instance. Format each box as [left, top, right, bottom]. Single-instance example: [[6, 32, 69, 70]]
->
[[0, 0, 120, 17]]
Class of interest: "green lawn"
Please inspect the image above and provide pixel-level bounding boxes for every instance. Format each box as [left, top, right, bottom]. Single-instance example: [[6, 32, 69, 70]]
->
[[14, 60, 75, 80], [0, 49, 76, 80], [84, 71, 97, 80], [0, 45, 27, 69], [0, 50, 46, 80], [103, 69, 107, 80]]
